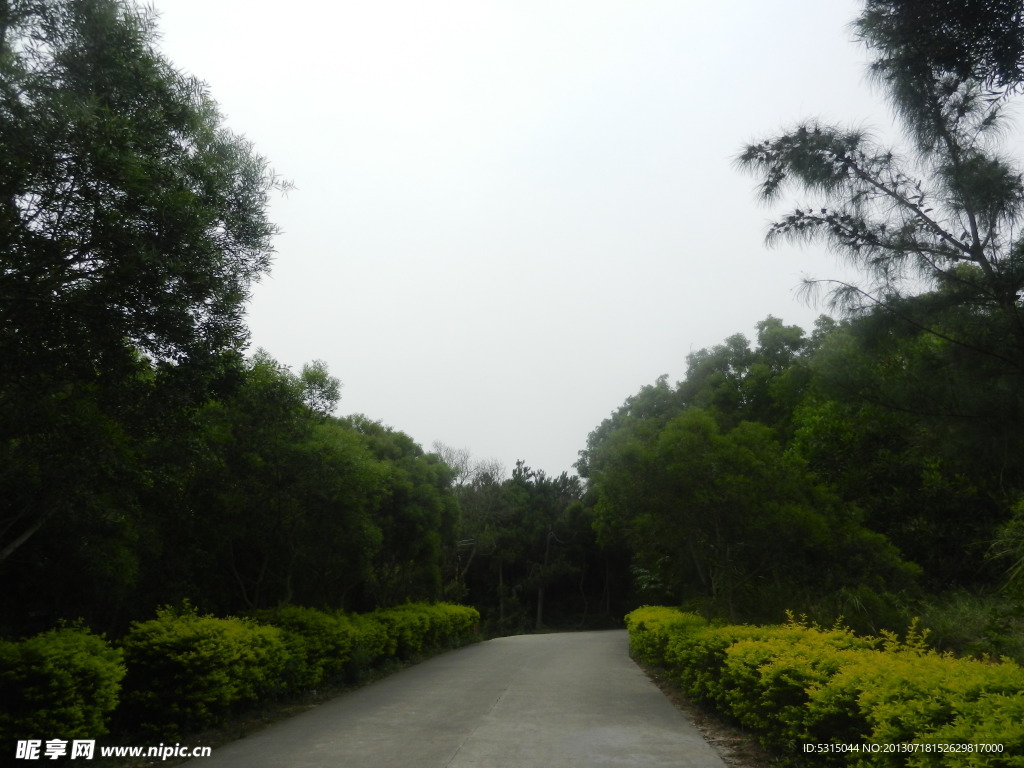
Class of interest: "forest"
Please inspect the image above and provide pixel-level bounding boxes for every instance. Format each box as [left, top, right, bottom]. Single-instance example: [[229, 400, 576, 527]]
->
[[2, 0, 1024, 667]]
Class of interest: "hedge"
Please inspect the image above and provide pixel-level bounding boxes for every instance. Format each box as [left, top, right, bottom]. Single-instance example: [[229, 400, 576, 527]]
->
[[119, 604, 289, 737], [120, 602, 479, 738], [626, 606, 1024, 767], [0, 626, 124, 750], [250, 605, 358, 690], [3, 602, 480, 745]]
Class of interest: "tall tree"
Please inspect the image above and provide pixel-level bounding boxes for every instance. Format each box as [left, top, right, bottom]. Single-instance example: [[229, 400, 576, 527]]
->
[[347, 416, 459, 609], [588, 402, 916, 623], [737, 28, 1024, 368], [857, 0, 1024, 92], [0, 0, 284, 564]]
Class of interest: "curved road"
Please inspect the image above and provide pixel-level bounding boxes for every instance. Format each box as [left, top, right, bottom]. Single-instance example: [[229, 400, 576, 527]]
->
[[186, 630, 728, 767]]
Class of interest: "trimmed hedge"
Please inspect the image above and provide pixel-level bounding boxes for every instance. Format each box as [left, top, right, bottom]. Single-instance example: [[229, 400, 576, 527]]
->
[[120, 602, 479, 739], [0, 626, 124, 748], [250, 605, 358, 690], [3, 602, 480, 744], [120, 605, 289, 737], [626, 606, 1024, 767], [368, 603, 480, 660]]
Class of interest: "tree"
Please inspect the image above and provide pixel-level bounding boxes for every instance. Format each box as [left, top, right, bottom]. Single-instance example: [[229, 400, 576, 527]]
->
[[736, 4, 1024, 593], [677, 316, 811, 437], [346, 416, 459, 608], [791, 319, 1014, 590], [299, 360, 341, 418], [589, 404, 917, 623], [579, 318, 925, 625], [857, 0, 1024, 93], [737, 45, 1024, 368], [0, 0, 284, 564], [139, 352, 382, 615]]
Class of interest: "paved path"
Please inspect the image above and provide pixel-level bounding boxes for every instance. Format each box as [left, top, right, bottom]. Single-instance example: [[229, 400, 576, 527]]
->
[[186, 630, 728, 767]]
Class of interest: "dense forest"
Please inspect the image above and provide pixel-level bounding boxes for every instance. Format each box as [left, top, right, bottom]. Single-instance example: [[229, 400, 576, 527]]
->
[[3, 0, 1024, 661]]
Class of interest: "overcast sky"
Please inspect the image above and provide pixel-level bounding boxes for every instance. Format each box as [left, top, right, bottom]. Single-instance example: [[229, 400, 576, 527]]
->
[[152, 0, 892, 477]]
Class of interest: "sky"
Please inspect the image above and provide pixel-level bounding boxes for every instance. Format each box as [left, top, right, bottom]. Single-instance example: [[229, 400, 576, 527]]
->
[[151, 0, 894, 478]]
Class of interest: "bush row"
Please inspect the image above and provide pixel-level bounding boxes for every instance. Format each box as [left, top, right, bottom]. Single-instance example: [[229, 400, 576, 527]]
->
[[625, 606, 1024, 767], [1, 602, 480, 747]]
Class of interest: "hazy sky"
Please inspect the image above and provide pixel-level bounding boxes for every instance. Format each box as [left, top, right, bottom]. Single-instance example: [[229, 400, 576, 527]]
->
[[152, 0, 891, 477]]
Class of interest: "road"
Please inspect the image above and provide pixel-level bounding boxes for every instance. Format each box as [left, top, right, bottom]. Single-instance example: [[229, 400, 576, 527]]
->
[[184, 630, 728, 767]]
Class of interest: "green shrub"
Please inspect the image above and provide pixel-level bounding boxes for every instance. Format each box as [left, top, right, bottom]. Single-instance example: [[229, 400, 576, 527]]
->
[[664, 623, 778, 705], [624, 606, 707, 666], [373, 606, 431, 659], [434, 602, 481, 642], [917, 692, 1024, 767], [627, 605, 1024, 767], [719, 629, 874, 750], [114, 601, 478, 739], [348, 612, 391, 672], [253, 606, 357, 690], [119, 605, 287, 737], [0, 626, 124, 745], [808, 651, 1024, 766]]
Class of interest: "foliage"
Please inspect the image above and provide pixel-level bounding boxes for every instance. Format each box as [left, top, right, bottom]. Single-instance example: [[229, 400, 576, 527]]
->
[[0, 0, 284, 571], [737, 69, 1024, 350], [250, 605, 357, 691], [586, 394, 916, 622], [857, 0, 1024, 94], [174, 355, 388, 615], [117, 602, 478, 740], [734, 0, 1024, 602], [626, 606, 1024, 766], [0, 625, 124, 746], [448, 454, 598, 634], [623, 605, 709, 666], [119, 604, 288, 738], [367, 603, 480, 660], [910, 592, 1024, 663], [348, 417, 459, 608]]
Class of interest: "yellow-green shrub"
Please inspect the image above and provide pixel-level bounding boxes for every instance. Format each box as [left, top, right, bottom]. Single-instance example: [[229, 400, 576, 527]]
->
[[0, 627, 124, 746], [0, 602, 480, 748], [373, 606, 431, 659], [253, 605, 358, 690], [347, 611, 390, 670], [624, 606, 708, 666], [718, 630, 875, 751], [917, 692, 1024, 767], [805, 650, 1024, 766], [626, 606, 1024, 767], [120, 605, 288, 737], [431, 603, 480, 641], [664, 623, 779, 705], [367, 603, 481, 661]]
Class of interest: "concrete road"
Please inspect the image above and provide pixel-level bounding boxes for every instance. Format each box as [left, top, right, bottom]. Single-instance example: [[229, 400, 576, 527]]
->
[[185, 630, 728, 767]]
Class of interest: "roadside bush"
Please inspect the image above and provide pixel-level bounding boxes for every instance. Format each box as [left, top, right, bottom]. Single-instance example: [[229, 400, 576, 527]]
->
[[367, 603, 481, 661], [1, 602, 480, 748], [253, 606, 357, 691], [719, 627, 875, 750], [920, 692, 1024, 767], [434, 602, 480, 642], [623, 606, 708, 666], [373, 606, 430, 659], [119, 604, 288, 737], [0, 626, 124, 745], [625, 606, 1024, 767], [348, 611, 391, 672], [664, 623, 779, 705], [804, 650, 1024, 766]]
